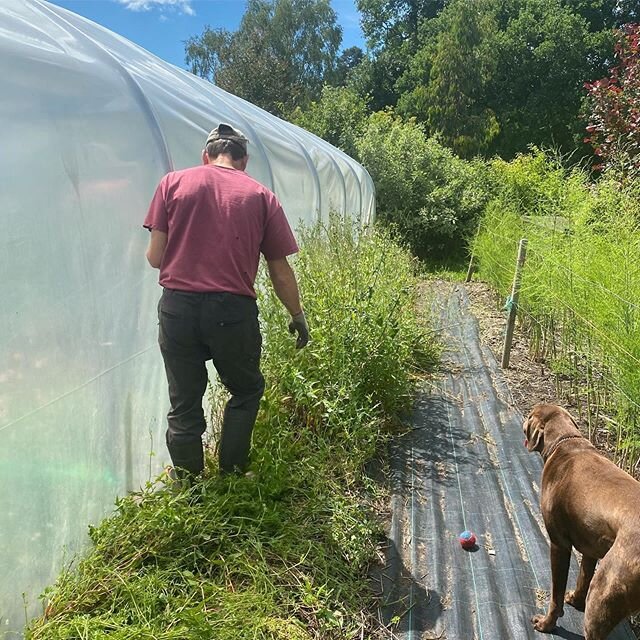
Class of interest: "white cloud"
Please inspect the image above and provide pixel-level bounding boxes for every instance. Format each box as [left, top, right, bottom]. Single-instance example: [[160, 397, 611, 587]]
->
[[116, 0, 196, 16]]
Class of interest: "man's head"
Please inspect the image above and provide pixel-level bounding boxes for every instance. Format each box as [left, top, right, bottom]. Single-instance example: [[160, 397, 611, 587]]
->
[[203, 123, 249, 169]]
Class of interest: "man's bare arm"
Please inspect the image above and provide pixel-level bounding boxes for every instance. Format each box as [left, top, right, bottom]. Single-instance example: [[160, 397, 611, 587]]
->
[[146, 229, 168, 269], [266, 257, 303, 316], [267, 257, 309, 348]]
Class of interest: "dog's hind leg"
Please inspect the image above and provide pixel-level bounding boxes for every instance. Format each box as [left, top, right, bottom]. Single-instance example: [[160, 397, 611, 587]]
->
[[583, 554, 630, 640], [565, 555, 597, 612]]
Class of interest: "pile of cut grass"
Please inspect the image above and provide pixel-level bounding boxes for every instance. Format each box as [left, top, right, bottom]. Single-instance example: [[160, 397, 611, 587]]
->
[[27, 217, 436, 640]]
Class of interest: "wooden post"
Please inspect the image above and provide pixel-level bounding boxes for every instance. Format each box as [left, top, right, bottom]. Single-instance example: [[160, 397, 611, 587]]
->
[[466, 227, 482, 283], [501, 238, 528, 368], [465, 254, 475, 282]]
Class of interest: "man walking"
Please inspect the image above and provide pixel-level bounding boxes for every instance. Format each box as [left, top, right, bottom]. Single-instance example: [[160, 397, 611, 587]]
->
[[143, 123, 308, 480]]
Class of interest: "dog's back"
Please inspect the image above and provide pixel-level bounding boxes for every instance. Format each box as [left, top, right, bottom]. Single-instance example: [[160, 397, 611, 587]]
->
[[542, 442, 640, 560]]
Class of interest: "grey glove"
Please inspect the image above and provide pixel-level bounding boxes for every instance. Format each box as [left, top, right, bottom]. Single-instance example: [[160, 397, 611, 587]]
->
[[288, 311, 309, 349]]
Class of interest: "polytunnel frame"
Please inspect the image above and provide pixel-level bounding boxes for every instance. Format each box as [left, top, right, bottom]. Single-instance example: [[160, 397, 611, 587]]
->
[[316, 136, 362, 220], [156, 58, 368, 226], [1, 2, 377, 635], [281, 119, 364, 222], [168, 67, 277, 194], [42, 0, 361, 226], [282, 121, 351, 220], [235, 105, 324, 220], [124, 57, 327, 224], [291, 123, 350, 219], [37, 0, 278, 203], [33, 1, 175, 180]]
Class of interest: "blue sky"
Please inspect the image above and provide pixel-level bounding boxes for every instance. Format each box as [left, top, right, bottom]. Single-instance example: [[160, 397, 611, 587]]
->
[[48, 0, 365, 70]]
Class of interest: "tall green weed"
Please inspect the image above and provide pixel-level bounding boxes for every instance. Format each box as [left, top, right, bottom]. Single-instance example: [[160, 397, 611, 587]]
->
[[473, 151, 640, 467], [26, 218, 436, 639]]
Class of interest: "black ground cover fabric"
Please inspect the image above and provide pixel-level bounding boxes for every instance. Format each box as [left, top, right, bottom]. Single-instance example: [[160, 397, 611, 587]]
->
[[375, 283, 635, 640]]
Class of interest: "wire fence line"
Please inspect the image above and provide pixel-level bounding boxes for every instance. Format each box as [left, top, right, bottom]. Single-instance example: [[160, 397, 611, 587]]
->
[[525, 245, 640, 312], [515, 298, 640, 411], [479, 226, 640, 314], [476, 245, 640, 350], [482, 248, 640, 370], [472, 222, 640, 467], [541, 289, 640, 368]]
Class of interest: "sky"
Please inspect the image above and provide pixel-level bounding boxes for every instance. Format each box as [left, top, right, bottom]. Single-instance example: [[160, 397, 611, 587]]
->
[[47, 0, 366, 71]]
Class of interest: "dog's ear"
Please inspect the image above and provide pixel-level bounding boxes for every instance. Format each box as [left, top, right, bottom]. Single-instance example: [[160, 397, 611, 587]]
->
[[524, 413, 545, 453]]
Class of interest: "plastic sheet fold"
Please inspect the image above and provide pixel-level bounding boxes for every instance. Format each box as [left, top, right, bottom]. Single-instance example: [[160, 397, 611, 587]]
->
[[0, 1, 375, 634]]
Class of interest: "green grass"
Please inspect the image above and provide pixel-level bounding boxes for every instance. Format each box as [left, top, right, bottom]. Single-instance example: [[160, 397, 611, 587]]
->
[[416, 254, 470, 282], [472, 152, 640, 468], [26, 216, 437, 639]]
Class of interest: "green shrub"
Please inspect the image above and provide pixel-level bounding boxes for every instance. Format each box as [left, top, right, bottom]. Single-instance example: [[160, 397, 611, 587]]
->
[[488, 149, 570, 217], [287, 86, 368, 160], [27, 218, 436, 640], [356, 110, 495, 261]]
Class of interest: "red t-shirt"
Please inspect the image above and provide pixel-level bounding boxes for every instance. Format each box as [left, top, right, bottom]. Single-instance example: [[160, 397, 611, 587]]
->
[[143, 165, 299, 297]]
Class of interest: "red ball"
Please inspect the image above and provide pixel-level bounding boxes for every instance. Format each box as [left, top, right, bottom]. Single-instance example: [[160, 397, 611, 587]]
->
[[458, 530, 476, 549]]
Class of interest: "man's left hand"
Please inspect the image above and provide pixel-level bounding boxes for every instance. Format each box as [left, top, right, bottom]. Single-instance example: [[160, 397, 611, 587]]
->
[[288, 311, 309, 349]]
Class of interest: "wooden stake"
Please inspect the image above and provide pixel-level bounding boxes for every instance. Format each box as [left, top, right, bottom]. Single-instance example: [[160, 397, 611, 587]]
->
[[501, 238, 528, 368], [466, 227, 482, 283], [465, 254, 475, 282]]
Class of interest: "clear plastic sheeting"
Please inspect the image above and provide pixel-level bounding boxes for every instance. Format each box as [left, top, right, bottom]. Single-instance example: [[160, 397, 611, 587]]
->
[[0, 1, 375, 634]]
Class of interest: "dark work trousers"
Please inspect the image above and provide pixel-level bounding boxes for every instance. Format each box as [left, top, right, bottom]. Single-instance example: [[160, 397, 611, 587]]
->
[[158, 288, 265, 475]]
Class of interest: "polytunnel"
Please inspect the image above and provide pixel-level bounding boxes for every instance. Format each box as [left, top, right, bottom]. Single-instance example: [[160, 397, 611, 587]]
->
[[0, 0, 376, 634]]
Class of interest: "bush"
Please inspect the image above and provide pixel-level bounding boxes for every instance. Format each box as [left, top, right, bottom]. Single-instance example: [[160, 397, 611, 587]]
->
[[356, 110, 495, 261], [583, 24, 640, 180], [287, 86, 369, 160], [487, 148, 571, 217], [259, 216, 436, 463]]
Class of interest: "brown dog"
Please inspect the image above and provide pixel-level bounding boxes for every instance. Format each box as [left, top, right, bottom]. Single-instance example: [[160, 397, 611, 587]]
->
[[524, 403, 640, 638]]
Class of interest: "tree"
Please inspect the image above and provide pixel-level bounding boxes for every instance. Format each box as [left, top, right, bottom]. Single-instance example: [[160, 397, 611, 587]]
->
[[488, 0, 604, 157], [353, 0, 446, 109], [398, 0, 500, 158], [347, 46, 411, 110], [584, 24, 640, 177], [184, 0, 342, 116], [356, 0, 444, 51], [334, 46, 365, 86], [397, 0, 611, 158], [288, 86, 368, 158], [562, 0, 638, 31]]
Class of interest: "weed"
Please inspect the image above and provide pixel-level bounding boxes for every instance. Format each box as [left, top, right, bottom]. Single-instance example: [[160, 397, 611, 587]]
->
[[26, 216, 436, 639]]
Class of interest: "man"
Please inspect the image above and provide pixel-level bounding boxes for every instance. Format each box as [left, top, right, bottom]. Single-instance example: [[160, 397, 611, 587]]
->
[[143, 123, 308, 480]]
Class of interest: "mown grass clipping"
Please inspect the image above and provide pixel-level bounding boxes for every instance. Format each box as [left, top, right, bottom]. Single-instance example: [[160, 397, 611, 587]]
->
[[27, 216, 436, 640]]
